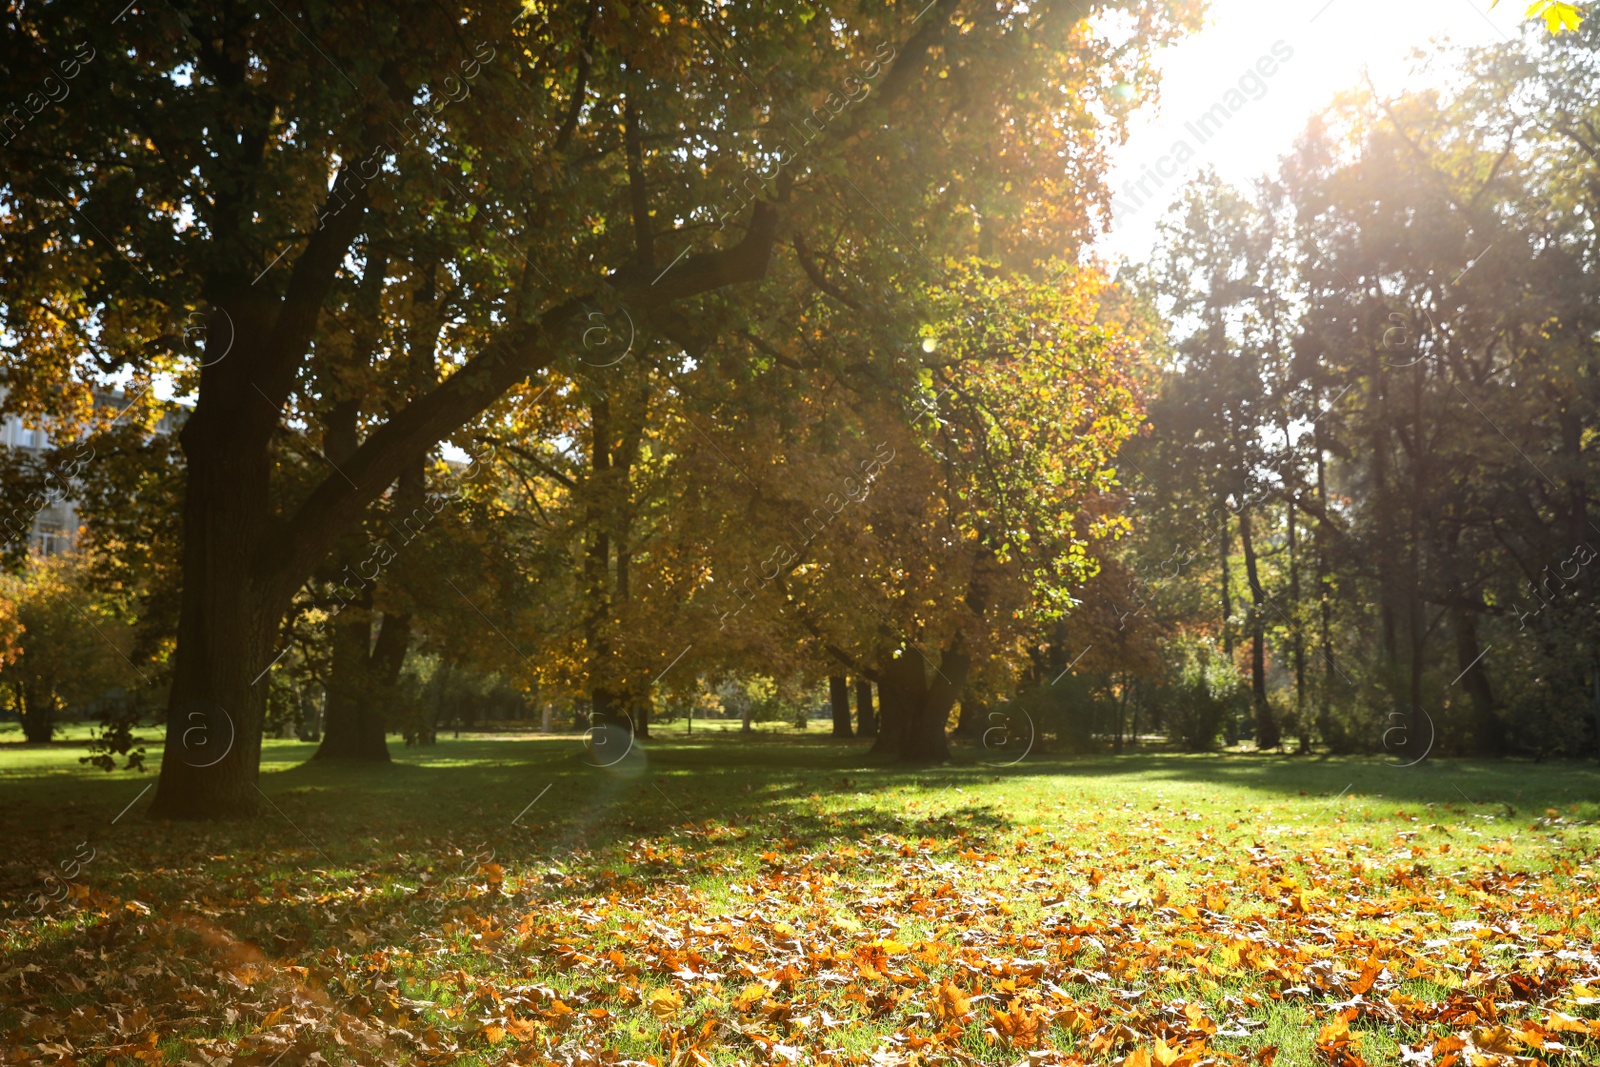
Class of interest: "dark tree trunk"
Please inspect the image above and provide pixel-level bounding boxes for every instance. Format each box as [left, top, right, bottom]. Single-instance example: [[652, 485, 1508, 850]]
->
[[1406, 368, 1427, 760], [1219, 508, 1234, 660], [1112, 674, 1128, 754], [313, 386, 418, 762], [316, 614, 389, 761], [829, 675, 853, 737], [952, 687, 984, 739], [1238, 507, 1278, 751], [1561, 407, 1600, 759], [1285, 476, 1308, 753], [1314, 434, 1336, 744], [149, 401, 279, 819], [1127, 681, 1139, 751], [592, 687, 624, 728], [17, 685, 54, 743], [855, 677, 877, 738], [315, 609, 409, 761], [868, 643, 967, 762], [630, 686, 651, 740], [1455, 608, 1502, 756]]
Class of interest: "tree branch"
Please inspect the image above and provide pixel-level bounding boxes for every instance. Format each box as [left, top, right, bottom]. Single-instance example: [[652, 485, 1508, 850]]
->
[[268, 200, 784, 608], [792, 233, 861, 310]]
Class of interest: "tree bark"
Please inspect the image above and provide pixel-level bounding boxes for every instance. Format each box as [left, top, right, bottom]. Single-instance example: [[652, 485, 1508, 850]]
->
[[1285, 475, 1308, 752], [1455, 608, 1502, 756], [1314, 432, 1336, 745], [16, 684, 54, 743], [1219, 508, 1234, 660], [855, 677, 877, 738], [148, 396, 281, 818], [829, 674, 853, 737], [1238, 507, 1278, 750], [952, 687, 984, 739], [868, 644, 966, 761], [316, 614, 386, 761]]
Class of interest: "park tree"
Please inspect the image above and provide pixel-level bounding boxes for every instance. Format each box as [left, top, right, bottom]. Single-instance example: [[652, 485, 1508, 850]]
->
[[0, 556, 141, 743], [1137, 13, 1600, 760], [4, 0, 1198, 808]]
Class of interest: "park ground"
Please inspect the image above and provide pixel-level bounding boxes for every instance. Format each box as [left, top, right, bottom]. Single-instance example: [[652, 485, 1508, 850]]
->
[[2, 725, 1598, 1066]]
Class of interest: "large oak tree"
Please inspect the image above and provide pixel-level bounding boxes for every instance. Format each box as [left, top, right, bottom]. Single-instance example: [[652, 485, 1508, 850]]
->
[[2, 0, 1195, 814]]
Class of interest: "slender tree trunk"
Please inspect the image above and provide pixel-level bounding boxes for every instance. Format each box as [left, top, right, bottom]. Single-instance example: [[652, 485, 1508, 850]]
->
[[829, 675, 853, 737], [1314, 436, 1336, 744], [1238, 507, 1278, 750], [1127, 680, 1139, 751], [855, 677, 877, 738], [631, 685, 651, 740], [1286, 486, 1308, 752], [1112, 676, 1128, 754], [1406, 369, 1427, 758], [1219, 508, 1234, 660]]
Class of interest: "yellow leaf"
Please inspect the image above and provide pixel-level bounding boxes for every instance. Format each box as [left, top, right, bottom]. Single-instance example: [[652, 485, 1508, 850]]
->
[[647, 987, 684, 1020], [1120, 1049, 1153, 1067], [1521, 0, 1584, 32], [734, 983, 767, 1012]]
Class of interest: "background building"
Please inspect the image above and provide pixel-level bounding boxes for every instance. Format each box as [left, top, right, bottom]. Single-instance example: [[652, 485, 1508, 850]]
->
[[0, 386, 184, 556]]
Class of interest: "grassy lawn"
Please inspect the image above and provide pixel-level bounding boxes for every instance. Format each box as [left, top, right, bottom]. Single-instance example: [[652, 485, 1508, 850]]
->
[[2, 730, 1598, 1066]]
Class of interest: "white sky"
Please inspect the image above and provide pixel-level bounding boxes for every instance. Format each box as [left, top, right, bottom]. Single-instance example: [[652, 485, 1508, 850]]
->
[[1091, 0, 1533, 264]]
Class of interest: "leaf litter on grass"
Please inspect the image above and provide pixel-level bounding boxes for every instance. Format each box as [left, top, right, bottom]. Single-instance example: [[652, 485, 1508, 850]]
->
[[3, 778, 1598, 1067]]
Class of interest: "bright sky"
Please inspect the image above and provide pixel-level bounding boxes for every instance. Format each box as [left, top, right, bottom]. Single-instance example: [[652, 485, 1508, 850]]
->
[[1092, 0, 1532, 264]]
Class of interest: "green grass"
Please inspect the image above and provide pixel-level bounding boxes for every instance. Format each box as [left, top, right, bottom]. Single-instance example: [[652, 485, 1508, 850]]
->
[[2, 730, 1598, 1066]]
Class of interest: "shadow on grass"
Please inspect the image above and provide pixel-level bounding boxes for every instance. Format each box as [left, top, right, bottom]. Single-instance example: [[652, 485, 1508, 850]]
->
[[2, 732, 1594, 895]]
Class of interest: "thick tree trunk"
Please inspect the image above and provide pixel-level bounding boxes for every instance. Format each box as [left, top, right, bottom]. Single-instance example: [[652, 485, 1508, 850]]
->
[[855, 677, 877, 738], [149, 436, 277, 819], [952, 687, 984, 739], [1238, 508, 1278, 751], [17, 685, 54, 743], [316, 614, 388, 761], [1455, 609, 1502, 756], [868, 658, 910, 757], [868, 644, 966, 761], [829, 675, 853, 737], [315, 609, 409, 761]]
